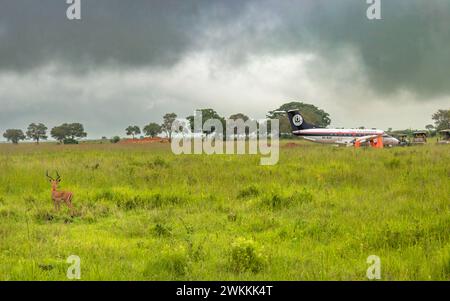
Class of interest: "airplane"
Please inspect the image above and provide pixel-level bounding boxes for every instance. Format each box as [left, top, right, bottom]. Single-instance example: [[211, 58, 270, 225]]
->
[[283, 109, 399, 146]]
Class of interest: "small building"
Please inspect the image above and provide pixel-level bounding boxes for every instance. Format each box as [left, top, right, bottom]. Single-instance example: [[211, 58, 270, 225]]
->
[[437, 129, 450, 144], [411, 131, 427, 144]]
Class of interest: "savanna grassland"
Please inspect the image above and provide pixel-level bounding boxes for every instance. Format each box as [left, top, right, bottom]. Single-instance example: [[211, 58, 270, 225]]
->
[[0, 141, 449, 280]]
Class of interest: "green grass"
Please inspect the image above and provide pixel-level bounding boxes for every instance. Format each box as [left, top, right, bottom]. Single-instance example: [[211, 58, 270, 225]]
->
[[0, 141, 448, 280]]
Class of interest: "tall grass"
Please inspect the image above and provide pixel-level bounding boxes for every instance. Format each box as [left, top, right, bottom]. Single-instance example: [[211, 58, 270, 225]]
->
[[0, 141, 448, 280]]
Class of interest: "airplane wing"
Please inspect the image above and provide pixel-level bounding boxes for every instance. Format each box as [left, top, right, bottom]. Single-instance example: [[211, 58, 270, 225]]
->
[[353, 135, 380, 144]]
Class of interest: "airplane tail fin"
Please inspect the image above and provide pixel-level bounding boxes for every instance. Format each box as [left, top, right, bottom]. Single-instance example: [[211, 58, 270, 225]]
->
[[286, 110, 317, 132]]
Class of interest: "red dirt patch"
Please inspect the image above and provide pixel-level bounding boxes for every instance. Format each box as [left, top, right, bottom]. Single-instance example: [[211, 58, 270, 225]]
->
[[283, 142, 301, 148]]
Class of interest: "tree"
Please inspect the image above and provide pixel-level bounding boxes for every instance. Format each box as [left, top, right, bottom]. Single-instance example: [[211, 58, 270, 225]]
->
[[229, 113, 253, 136], [186, 109, 226, 134], [51, 123, 87, 144], [229, 113, 249, 122], [432, 109, 450, 131], [125, 125, 141, 139], [267, 101, 331, 134], [50, 126, 67, 143], [26, 123, 48, 144], [143, 122, 162, 138], [425, 124, 436, 137], [66, 123, 87, 141], [3, 129, 26, 144], [161, 113, 177, 142]]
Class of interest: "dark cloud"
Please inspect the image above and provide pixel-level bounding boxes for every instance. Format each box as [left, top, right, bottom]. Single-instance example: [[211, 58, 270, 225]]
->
[[0, 0, 449, 139], [201, 0, 450, 97], [0, 0, 248, 71], [1, 0, 449, 97]]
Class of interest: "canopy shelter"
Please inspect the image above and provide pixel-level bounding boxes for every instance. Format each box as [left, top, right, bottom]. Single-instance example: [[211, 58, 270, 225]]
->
[[412, 131, 427, 144], [438, 129, 450, 144]]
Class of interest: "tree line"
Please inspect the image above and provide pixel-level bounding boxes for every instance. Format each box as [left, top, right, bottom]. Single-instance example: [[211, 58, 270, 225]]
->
[[2, 102, 449, 144], [2, 123, 87, 144], [121, 105, 450, 141], [124, 102, 333, 141]]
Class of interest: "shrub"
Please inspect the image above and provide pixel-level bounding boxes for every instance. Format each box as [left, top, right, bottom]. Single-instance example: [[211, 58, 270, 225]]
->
[[237, 185, 260, 199], [63, 138, 79, 144], [34, 209, 54, 222], [151, 157, 169, 168], [228, 238, 266, 273], [261, 189, 313, 210], [385, 158, 401, 169], [262, 193, 286, 209], [116, 193, 184, 210], [153, 223, 172, 237], [110, 136, 121, 143], [0, 208, 17, 219], [144, 245, 189, 280], [292, 189, 313, 203]]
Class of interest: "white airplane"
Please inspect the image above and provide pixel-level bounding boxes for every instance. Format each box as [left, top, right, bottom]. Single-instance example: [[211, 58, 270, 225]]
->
[[284, 110, 399, 146]]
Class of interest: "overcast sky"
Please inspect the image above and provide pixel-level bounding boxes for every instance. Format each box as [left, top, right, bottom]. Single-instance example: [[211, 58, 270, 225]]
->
[[0, 0, 449, 139]]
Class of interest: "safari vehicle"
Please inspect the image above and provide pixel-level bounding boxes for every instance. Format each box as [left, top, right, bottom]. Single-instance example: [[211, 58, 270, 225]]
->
[[396, 133, 410, 146], [437, 129, 450, 144], [411, 131, 427, 145]]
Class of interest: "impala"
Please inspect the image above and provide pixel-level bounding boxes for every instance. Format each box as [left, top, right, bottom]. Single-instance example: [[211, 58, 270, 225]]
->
[[46, 171, 75, 215]]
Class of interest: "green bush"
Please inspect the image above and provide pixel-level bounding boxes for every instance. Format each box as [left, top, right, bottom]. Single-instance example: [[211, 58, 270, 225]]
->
[[110, 136, 121, 143], [385, 158, 401, 169], [144, 245, 189, 280], [153, 223, 172, 237], [237, 185, 260, 199], [261, 189, 313, 209], [63, 138, 79, 144], [228, 238, 266, 273], [151, 157, 170, 168]]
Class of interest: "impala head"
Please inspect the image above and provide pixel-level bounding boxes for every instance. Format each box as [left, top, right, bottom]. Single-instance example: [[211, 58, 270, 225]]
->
[[46, 171, 61, 189]]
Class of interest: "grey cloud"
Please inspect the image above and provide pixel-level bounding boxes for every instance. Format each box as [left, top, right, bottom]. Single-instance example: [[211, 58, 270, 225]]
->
[[0, 0, 449, 140], [1, 0, 449, 97], [0, 0, 248, 71], [201, 0, 450, 97]]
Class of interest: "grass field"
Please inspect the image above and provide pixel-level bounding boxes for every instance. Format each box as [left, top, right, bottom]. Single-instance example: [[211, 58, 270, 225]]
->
[[0, 141, 449, 280]]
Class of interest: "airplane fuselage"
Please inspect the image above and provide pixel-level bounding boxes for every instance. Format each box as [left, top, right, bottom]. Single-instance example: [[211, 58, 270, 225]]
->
[[286, 110, 399, 146], [292, 128, 399, 145]]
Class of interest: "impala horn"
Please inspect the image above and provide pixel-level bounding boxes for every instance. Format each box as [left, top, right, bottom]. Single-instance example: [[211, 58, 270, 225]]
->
[[55, 171, 61, 181], [46, 171, 54, 180]]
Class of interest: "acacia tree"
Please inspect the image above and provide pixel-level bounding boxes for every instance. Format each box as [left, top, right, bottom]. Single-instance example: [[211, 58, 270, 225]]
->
[[125, 125, 141, 139], [26, 123, 48, 144], [229, 113, 249, 122], [267, 101, 331, 134], [432, 109, 450, 131], [229, 113, 253, 136], [143, 123, 162, 138], [50, 126, 66, 143], [161, 113, 177, 142], [66, 123, 87, 141], [51, 123, 87, 144], [186, 109, 226, 134], [3, 129, 26, 144]]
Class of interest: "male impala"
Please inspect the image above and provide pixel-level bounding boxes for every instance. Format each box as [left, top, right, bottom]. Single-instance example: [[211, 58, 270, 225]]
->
[[46, 171, 75, 215]]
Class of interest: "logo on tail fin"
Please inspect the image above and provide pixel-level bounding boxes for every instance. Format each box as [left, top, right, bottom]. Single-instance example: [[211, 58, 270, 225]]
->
[[292, 114, 303, 126]]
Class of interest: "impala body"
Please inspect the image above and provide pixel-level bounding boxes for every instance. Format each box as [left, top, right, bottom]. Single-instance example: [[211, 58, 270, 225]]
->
[[46, 171, 74, 215]]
